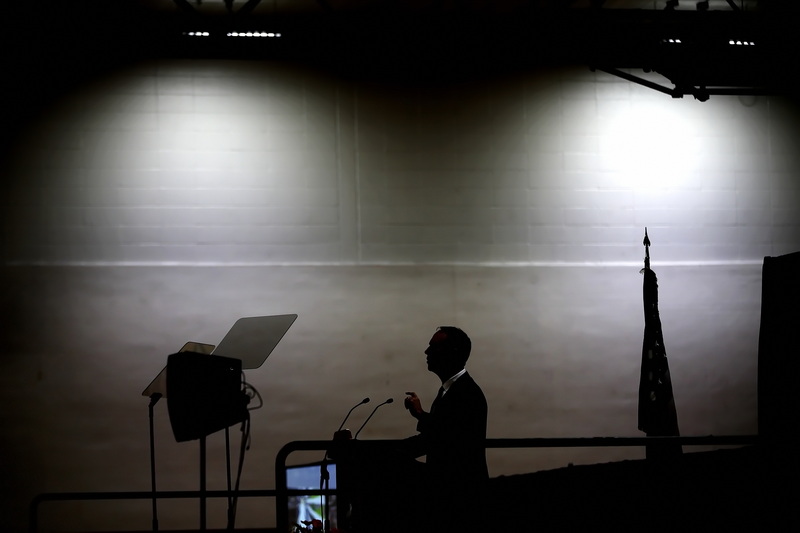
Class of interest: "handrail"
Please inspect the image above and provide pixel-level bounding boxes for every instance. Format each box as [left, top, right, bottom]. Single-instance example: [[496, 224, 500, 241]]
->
[[28, 489, 326, 533], [30, 435, 758, 533], [273, 435, 759, 532]]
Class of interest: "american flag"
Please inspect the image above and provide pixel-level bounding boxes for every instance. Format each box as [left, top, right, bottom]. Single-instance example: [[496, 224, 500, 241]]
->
[[638, 229, 681, 458]]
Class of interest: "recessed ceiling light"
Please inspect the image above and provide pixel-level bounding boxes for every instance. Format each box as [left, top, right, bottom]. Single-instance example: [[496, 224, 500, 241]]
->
[[227, 31, 282, 38]]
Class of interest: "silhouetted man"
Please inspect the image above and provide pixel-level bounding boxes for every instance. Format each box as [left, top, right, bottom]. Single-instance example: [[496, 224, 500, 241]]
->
[[403, 326, 488, 532]]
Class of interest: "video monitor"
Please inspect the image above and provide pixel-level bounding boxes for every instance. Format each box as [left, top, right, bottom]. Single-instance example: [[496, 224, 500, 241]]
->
[[286, 461, 337, 530]]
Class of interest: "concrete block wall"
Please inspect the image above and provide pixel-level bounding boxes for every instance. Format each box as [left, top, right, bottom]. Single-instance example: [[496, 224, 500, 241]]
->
[[4, 60, 799, 266], [0, 263, 764, 531], [1, 58, 799, 531]]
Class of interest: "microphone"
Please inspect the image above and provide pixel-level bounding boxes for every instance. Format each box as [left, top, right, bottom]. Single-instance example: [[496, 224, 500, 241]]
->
[[354, 398, 394, 439], [336, 397, 370, 433]]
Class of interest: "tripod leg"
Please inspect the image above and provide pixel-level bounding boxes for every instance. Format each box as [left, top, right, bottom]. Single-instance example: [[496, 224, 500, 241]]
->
[[148, 395, 160, 531], [226, 427, 234, 530], [200, 435, 207, 531]]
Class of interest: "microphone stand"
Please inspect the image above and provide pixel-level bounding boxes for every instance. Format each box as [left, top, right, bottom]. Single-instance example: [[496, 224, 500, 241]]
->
[[320, 456, 331, 533], [147, 393, 162, 532], [354, 399, 394, 440], [322, 398, 368, 533], [324, 430, 355, 533]]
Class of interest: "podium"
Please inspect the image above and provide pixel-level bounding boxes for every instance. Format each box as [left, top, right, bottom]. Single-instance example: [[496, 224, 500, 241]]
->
[[327, 439, 424, 533], [141, 314, 297, 531]]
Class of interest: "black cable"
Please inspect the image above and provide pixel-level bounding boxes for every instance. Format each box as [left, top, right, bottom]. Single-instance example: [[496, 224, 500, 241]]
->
[[227, 375, 253, 529], [227, 414, 250, 529], [244, 382, 263, 410]]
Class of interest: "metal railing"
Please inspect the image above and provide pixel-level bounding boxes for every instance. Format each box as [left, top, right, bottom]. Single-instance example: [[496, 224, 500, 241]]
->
[[30, 435, 758, 533]]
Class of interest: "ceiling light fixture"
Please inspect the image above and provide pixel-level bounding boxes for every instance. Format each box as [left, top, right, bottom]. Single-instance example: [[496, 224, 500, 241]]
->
[[227, 32, 282, 38]]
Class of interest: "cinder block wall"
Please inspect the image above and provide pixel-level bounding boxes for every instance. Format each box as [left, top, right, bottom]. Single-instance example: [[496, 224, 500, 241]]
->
[[5, 60, 799, 265], [1, 59, 798, 531]]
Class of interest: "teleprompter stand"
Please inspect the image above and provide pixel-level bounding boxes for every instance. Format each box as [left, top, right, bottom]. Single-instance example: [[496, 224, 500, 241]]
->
[[141, 314, 297, 531]]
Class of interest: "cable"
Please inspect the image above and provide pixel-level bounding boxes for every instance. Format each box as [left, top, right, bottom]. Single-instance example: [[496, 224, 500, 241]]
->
[[227, 413, 250, 529], [226, 375, 257, 529], [243, 380, 263, 411]]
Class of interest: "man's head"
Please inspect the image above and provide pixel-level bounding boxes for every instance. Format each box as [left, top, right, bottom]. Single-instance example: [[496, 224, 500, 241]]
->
[[425, 326, 471, 379]]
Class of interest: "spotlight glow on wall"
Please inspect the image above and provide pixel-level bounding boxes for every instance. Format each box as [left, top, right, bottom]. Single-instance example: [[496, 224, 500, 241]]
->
[[600, 102, 698, 189]]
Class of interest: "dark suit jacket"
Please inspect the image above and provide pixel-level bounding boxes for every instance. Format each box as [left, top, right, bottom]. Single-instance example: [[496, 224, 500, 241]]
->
[[405, 372, 489, 487]]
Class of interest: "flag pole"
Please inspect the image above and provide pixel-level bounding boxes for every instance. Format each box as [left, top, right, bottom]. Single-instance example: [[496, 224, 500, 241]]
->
[[638, 227, 682, 460]]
